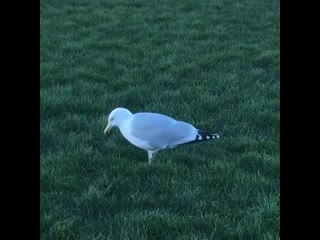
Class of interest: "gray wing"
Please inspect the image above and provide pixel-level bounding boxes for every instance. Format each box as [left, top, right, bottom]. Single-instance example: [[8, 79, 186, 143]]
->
[[130, 113, 196, 149]]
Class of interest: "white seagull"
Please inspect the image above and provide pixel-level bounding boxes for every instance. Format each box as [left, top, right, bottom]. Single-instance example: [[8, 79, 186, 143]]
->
[[104, 107, 220, 163]]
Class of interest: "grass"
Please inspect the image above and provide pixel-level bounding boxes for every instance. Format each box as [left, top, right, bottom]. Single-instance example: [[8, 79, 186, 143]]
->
[[40, 0, 280, 239]]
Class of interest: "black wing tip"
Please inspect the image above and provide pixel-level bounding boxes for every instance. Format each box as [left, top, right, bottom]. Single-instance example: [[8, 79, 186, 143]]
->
[[197, 131, 220, 140], [212, 133, 220, 139], [180, 131, 220, 146]]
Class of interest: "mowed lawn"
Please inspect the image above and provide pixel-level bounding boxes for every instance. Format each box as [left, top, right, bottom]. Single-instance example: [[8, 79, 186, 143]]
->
[[40, 0, 280, 239]]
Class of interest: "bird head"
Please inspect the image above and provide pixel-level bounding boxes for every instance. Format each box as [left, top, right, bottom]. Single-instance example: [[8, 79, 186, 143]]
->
[[104, 107, 132, 135]]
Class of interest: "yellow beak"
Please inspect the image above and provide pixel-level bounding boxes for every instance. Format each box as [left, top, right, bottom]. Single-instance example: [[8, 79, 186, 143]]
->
[[104, 124, 112, 135]]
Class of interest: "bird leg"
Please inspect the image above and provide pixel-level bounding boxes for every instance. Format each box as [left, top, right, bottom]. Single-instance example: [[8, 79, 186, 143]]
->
[[147, 151, 157, 164]]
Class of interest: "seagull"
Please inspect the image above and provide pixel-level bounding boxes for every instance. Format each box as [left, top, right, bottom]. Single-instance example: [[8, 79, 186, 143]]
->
[[104, 107, 220, 163]]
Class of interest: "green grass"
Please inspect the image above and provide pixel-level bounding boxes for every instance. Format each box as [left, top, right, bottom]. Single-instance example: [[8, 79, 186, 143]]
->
[[40, 0, 280, 239]]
